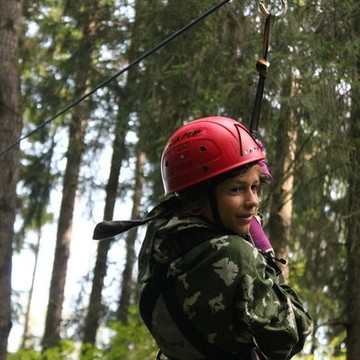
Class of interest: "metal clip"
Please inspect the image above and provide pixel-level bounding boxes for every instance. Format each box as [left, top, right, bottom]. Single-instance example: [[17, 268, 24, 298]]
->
[[258, 0, 288, 18]]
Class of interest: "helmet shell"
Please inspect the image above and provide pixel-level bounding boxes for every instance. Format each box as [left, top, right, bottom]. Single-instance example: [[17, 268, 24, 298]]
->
[[161, 116, 265, 194]]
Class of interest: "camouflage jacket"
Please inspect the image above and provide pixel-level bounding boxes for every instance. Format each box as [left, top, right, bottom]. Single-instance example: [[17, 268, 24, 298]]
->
[[137, 198, 313, 360]]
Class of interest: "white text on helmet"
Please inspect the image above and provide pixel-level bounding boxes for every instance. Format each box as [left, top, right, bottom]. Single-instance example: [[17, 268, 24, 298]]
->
[[243, 146, 261, 155]]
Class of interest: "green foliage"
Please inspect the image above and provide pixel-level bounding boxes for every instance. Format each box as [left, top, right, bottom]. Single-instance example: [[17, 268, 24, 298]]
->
[[8, 309, 156, 360], [8, 348, 42, 360], [103, 306, 157, 360], [8, 340, 75, 360]]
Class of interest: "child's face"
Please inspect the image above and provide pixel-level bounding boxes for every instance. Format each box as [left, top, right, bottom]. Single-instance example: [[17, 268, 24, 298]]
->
[[202, 165, 261, 234]]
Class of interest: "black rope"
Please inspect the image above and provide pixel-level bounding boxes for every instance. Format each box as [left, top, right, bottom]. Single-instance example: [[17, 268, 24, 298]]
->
[[0, 0, 231, 157]]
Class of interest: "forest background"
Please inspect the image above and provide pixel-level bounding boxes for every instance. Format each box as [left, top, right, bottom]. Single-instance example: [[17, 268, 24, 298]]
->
[[1, 0, 360, 359]]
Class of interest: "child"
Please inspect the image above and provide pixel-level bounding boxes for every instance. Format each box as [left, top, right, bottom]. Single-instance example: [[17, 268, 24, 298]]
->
[[94, 116, 313, 360]]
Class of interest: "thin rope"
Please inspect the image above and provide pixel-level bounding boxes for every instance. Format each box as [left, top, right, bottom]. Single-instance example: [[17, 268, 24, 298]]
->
[[0, 0, 231, 157]]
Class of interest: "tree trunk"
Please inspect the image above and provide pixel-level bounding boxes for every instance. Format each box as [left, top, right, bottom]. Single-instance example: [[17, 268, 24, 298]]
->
[[82, 0, 143, 343], [0, 0, 23, 357], [344, 3, 360, 358], [117, 149, 145, 323], [42, 117, 88, 351], [82, 113, 129, 345], [21, 230, 41, 349], [268, 73, 298, 282], [346, 64, 360, 360], [42, 9, 97, 350]]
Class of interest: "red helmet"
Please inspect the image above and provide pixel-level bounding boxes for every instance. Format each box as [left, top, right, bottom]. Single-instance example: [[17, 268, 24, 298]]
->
[[161, 116, 265, 194]]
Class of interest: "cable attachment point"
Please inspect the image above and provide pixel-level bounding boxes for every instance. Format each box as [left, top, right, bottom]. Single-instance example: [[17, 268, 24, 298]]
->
[[258, 0, 288, 18], [256, 58, 270, 78]]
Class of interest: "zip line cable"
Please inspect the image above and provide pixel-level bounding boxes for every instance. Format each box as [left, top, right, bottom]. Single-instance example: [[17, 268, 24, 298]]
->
[[0, 0, 231, 158]]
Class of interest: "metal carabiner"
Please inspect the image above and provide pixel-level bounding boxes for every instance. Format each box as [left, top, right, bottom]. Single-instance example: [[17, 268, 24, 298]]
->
[[258, 0, 288, 18]]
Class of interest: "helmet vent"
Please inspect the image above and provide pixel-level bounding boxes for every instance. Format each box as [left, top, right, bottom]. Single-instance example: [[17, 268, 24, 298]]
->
[[203, 166, 209, 172], [200, 146, 207, 152]]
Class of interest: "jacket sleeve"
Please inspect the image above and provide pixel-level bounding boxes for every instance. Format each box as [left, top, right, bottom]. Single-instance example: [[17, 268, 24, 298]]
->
[[233, 239, 313, 360]]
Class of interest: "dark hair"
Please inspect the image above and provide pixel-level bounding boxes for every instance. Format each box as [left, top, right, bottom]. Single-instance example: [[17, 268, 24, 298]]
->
[[208, 162, 257, 188], [177, 162, 262, 216], [176, 181, 211, 216]]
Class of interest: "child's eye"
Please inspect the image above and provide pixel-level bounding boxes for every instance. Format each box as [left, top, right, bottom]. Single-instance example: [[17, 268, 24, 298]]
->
[[230, 186, 244, 193], [232, 187, 242, 192], [228, 183, 261, 193]]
